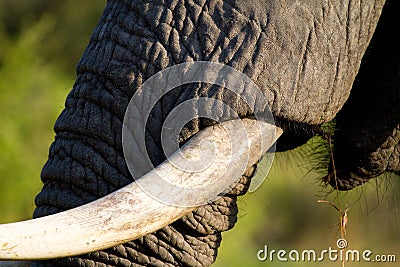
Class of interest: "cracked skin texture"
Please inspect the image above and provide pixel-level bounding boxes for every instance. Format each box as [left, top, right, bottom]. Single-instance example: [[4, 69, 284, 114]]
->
[[31, 0, 388, 266], [328, 0, 400, 190]]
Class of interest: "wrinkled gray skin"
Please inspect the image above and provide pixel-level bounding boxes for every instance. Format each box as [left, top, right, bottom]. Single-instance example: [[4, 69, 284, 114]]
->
[[30, 0, 399, 266]]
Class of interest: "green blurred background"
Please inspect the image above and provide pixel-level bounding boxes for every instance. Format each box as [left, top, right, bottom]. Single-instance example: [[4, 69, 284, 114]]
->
[[0, 2, 398, 266]]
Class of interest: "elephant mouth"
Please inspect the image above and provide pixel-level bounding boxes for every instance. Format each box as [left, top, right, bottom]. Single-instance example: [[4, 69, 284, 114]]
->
[[0, 119, 281, 260]]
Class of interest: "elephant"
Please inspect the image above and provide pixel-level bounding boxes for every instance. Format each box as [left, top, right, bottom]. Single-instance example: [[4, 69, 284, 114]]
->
[[0, 0, 399, 266]]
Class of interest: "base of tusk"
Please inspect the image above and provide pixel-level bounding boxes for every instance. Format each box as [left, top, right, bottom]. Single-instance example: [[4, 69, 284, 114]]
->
[[0, 119, 282, 260]]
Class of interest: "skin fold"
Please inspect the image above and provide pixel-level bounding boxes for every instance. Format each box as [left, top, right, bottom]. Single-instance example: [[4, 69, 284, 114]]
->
[[13, 0, 396, 266]]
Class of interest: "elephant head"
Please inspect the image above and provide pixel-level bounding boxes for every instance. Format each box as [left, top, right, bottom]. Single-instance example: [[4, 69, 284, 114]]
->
[[1, 0, 399, 266]]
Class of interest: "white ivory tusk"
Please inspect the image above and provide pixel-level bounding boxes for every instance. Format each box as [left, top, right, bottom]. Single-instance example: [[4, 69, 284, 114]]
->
[[0, 119, 282, 260]]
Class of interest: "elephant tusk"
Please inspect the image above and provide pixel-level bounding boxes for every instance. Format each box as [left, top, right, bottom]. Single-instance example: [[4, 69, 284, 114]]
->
[[0, 119, 282, 260]]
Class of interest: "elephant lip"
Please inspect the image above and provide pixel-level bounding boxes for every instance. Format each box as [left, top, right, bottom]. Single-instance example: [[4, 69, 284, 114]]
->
[[325, 170, 370, 191], [0, 119, 282, 260]]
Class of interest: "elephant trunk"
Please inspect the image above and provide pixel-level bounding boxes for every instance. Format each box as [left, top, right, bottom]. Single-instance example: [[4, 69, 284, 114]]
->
[[0, 0, 388, 265], [2, 1, 281, 266]]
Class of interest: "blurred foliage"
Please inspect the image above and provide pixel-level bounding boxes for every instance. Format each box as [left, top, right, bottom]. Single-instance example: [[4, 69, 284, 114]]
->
[[0, 0, 106, 75], [0, 1, 105, 222], [0, 1, 399, 266]]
